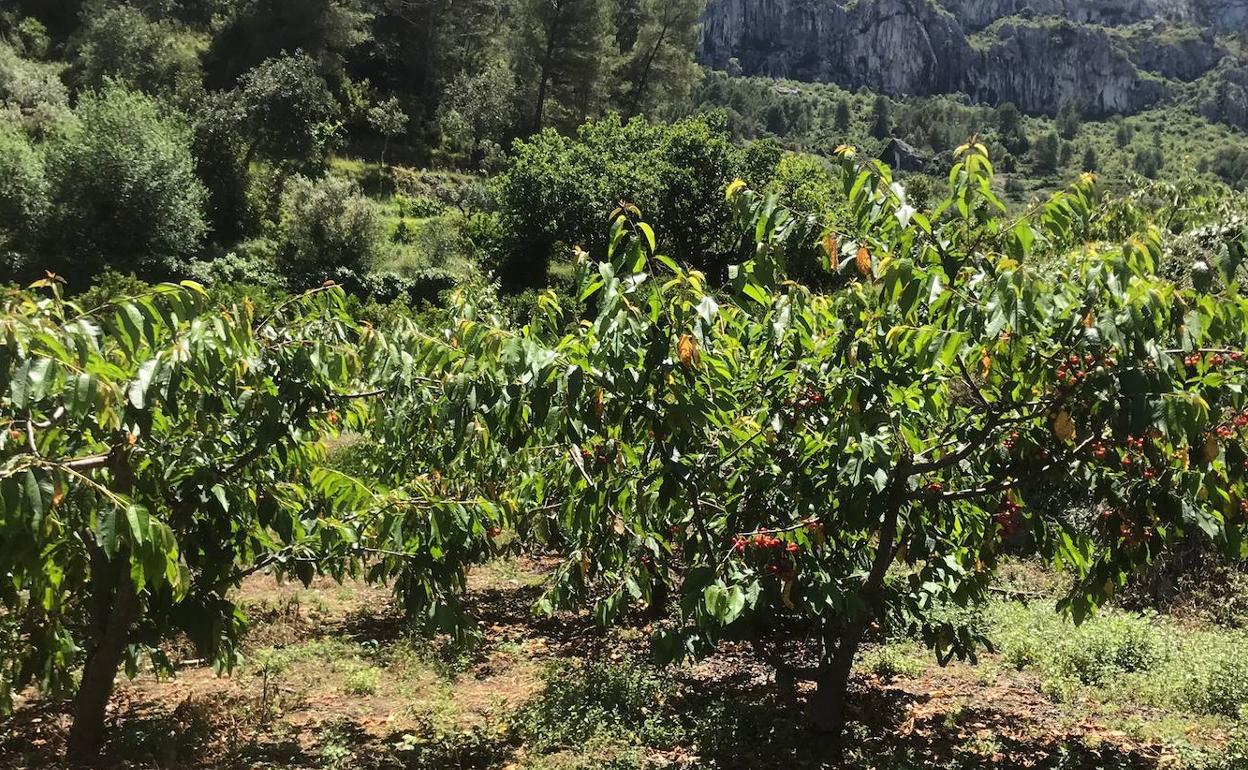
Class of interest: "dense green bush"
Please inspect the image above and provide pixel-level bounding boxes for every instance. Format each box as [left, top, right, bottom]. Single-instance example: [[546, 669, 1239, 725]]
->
[[43, 83, 206, 284], [493, 113, 772, 285], [70, 5, 204, 105], [275, 173, 384, 287], [0, 41, 68, 114], [0, 124, 48, 258], [1167, 632, 1248, 718]]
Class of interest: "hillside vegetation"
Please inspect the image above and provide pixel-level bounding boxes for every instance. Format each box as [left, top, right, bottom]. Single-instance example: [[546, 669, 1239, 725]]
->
[[2, 2, 1248, 769]]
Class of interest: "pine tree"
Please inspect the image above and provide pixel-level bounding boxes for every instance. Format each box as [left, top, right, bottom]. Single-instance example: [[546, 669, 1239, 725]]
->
[[834, 98, 851, 132], [512, 0, 611, 132], [869, 95, 891, 139], [1081, 146, 1098, 172], [614, 0, 701, 117]]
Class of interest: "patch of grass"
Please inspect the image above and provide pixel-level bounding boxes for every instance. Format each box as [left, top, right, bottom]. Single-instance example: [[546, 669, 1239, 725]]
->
[[989, 602, 1166, 688], [1150, 630, 1248, 718], [516, 657, 684, 752], [342, 665, 382, 696], [858, 641, 927, 681], [987, 599, 1248, 728], [516, 739, 648, 770], [389, 713, 513, 769]]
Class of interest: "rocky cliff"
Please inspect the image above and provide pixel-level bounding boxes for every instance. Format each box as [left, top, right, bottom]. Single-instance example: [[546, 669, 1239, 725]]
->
[[698, 0, 1244, 117]]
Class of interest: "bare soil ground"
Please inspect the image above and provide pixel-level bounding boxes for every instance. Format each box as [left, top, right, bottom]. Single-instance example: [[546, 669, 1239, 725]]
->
[[0, 557, 1227, 769]]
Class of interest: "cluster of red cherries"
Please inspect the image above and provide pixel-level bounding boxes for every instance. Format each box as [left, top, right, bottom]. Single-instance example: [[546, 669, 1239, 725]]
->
[[1088, 434, 1163, 479], [785, 386, 827, 412], [995, 499, 1022, 529], [732, 529, 800, 555], [1055, 352, 1116, 386], [1002, 431, 1021, 452], [1215, 411, 1248, 438], [1098, 508, 1155, 548], [1182, 351, 1243, 369], [579, 445, 615, 467]]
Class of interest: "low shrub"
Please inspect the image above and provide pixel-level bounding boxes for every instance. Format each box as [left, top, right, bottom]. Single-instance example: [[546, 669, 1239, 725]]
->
[[1166, 632, 1248, 718], [515, 658, 683, 751], [988, 602, 1166, 686]]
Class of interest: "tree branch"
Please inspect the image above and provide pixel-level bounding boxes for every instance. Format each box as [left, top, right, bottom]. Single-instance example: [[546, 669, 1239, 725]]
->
[[913, 434, 1097, 502]]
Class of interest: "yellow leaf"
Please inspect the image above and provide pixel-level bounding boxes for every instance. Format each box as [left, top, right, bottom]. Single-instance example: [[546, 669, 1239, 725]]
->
[[725, 178, 746, 201], [594, 387, 605, 419], [1052, 410, 1076, 443]]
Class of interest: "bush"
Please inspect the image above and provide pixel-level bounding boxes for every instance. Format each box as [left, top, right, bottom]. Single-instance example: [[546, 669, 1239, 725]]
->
[[1168, 632, 1248, 718], [179, 246, 284, 292], [0, 124, 48, 259], [341, 666, 380, 696], [390, 714, 512, 769], [275, 174, 384, 287], [989, 603, 1166, 687], [857, 642, 926, 681], [516, 658, 683, 751], [0, 41, 68, 114], [70, 5, 203, 106], [1056, 613, 1166, 685], [44, 83, 206, 284], [493, 113, 770, 286]]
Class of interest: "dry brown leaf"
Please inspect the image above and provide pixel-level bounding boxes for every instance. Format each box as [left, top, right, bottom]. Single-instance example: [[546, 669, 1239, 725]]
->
[[821, 232, 840, 271], [855, 245, 872, 277], [677, 334, 698, 368]]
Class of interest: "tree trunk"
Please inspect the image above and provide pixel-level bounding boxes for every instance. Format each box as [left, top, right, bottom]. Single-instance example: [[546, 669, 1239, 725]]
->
[[625, 14, 672, 117], [66, 567, 137, 765], [533, 10, 563, 133], [809, 626, 864, 758], [807, 474, 909, 756]]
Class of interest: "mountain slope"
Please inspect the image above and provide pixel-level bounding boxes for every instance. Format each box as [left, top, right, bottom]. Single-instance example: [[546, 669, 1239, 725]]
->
[[698, 0, 1247, 121]]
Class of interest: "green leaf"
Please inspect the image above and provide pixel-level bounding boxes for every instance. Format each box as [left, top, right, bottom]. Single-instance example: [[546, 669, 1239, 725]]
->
[[742, 283, 769, 307]]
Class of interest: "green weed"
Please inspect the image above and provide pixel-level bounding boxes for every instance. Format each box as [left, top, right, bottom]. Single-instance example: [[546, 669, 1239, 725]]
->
[[516, 658, 683, 752]]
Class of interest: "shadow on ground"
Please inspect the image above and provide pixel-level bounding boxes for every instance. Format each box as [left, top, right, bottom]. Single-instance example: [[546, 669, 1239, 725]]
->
[[0, 561, 1167, 770]]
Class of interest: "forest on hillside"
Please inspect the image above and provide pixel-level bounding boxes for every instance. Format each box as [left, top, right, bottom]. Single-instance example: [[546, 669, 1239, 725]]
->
[[4, 2, 1248, 770]]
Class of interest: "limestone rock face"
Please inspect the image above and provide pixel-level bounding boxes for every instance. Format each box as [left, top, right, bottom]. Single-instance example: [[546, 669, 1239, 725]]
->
[[699, 0, 967, 95], [937, 0, 1196, 30], [959, 21, 1169, 116], [698, 0, 1242, 116]]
